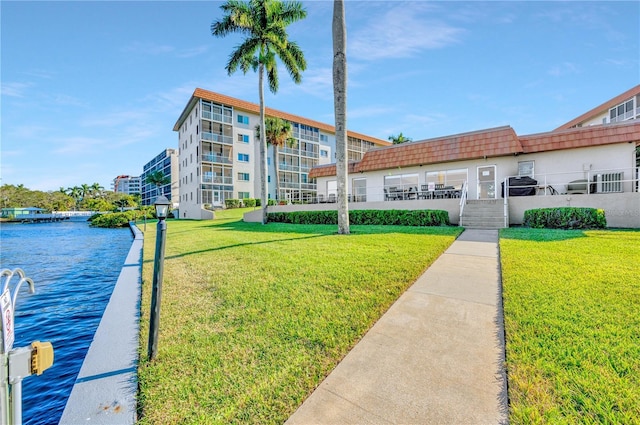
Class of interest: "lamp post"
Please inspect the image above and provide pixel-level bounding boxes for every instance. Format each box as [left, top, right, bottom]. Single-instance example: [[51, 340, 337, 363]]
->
[[148, 195, 170, 361]]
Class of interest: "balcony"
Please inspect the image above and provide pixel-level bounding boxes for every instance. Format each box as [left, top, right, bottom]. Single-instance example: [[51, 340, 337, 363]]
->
[[202, 111, 232, 124], [280, 146, 300, 155], [202, 154, 232, 164], [202, 176, 233, 184], [279, 163, 300, 172], [202, 132, 233, 145]]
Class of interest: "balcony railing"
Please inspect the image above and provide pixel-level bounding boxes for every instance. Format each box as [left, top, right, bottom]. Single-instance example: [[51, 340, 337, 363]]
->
[[202, 111, 232, 124], [202, 176, 233, 184], [279, 163, 300, 172], [202, 132, 233, 145], [300, 150, 319, 159], [201, 154, 232, 164], [280, 147, 300, 155]]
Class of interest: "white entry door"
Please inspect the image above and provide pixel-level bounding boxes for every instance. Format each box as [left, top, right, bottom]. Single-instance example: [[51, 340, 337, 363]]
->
[[477, 165, 497, 199]]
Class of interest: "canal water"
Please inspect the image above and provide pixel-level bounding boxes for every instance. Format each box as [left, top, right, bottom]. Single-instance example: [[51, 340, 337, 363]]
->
[[0, 220, 132, 424]]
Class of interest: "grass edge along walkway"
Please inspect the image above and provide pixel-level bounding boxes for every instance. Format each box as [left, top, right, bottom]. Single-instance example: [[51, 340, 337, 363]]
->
[[136, 208, 462, 424], [500, 228, 640, 424]]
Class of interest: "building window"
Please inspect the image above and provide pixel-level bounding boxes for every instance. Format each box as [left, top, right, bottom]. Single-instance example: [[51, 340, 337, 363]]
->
[[237, 134, 249, 143], [320, 149, 328, 158], [384, 173, 419, 190], [518, 161, 534, 178], [425, 169, 468, 190], [237, 114, 249, 125], [238, 191, 250, 199], [237, 172, 250, 181], [609, 99, 636, 123], [320, 134, 328, 142], [237, 153, 249, 162]]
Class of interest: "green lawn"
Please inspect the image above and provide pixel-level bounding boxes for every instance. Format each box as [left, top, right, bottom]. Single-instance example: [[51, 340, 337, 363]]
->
[[137, 208, 462, 424], [500, 228, 640, 424]]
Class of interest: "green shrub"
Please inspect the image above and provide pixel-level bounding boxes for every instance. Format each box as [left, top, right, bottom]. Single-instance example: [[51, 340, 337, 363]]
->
[[268, 209, 450, 226], [523, 207, 606, 229], [90, 211, 138, 228], [225, 199, 242, 209], [243, 198, 257, 207], [267, 199, 276, 206]]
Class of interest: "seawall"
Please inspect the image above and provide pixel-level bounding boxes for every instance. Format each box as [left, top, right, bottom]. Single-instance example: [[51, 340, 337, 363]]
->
[[59, 222, 143, 424]]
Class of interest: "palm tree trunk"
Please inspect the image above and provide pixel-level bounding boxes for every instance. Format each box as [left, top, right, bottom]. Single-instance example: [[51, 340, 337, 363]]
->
[[333, 0, 349, 235], [274, 144, 281, 203], [259, 62, 268, 224]]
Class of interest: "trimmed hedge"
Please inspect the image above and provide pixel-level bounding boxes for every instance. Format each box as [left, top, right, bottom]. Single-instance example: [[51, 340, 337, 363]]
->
[[523, 207, 606, 229], [268, 209, 450, 226]]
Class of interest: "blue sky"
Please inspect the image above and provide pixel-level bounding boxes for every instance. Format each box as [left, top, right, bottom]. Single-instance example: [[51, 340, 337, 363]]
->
[[2, 0, 638, 192]]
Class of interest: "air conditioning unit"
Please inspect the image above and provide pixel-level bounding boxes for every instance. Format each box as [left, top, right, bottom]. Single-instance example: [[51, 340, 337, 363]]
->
[[595, 172, 623, 193]]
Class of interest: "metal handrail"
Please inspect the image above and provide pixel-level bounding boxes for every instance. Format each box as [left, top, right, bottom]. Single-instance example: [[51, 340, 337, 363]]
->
[[458, 181, 468, 226]]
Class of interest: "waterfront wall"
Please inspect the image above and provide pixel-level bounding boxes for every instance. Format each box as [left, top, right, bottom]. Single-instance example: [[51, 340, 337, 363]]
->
[[60, 223, 143, 424]]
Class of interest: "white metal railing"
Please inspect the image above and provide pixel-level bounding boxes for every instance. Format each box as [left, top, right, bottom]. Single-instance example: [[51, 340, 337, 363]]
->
[[459, 181, 468, 226], [201, 132, 233, 145], [202, 154, 232, 164], [503, 178, 509, 228], [502, 166, 637, 197], [202, 176, 233, 184]]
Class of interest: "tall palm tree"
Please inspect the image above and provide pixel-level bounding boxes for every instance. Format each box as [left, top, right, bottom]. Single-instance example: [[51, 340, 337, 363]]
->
[[255, 117, 295, 202], [388, 132, 412, 144], [212, 0, 307, 224], [333, 0, 349, 234], [146, 171, 171, 202]]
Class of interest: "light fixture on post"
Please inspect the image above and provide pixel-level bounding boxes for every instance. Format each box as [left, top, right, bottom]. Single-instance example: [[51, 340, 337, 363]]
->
[[154, 195, 170, 220], [148, 195, 170, 361]]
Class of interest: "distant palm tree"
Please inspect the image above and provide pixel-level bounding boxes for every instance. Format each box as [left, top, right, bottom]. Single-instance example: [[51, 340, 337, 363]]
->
[[212, 0, 307, 223], [255, 117, 295, 201], [90, 182, 104, 198], [333, 0, 349, 234], [145, 171, 171, 201], [388, 132, 412, 144], [66, 186, 82, 210]]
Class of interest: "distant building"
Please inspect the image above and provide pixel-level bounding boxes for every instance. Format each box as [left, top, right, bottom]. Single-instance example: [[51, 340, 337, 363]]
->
[[555, 84, 640, 130], [173, 88, 390, 219], [111, 175, 141, 195], [140, 148, 179, 206]]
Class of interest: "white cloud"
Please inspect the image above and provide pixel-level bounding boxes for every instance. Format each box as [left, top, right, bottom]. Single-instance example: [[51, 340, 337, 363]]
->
[[177, 45, 209, 58], [548, 62, 580, 77], [350, 4, 463, 61], [1, 82, 32, 98], [348, 105, 394, 119], [285, 67, 333, 99], [51, 136, 108, 155]]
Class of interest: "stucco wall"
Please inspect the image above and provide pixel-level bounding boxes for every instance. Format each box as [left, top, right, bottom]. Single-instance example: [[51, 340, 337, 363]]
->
[[509, 192, 640, 228], [244, 193, 640, 229]]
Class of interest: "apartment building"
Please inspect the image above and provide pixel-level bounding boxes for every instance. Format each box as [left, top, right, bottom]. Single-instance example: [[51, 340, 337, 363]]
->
[[555, 84, 640, 130], [111, 175, 141, 195], [140, 148, 179, 206], [173, 88, 389, 219]]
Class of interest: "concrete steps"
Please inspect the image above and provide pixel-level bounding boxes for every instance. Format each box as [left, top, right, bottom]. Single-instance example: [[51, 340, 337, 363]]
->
[[460, 199, 507, 229]]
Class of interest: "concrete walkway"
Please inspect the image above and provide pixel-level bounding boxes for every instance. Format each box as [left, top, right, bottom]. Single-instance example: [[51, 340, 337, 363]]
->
[[286, 229, 508, 425]]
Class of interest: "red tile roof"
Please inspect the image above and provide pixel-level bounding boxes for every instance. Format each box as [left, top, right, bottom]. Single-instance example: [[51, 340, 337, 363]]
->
[[175, 88, 390, 147], [309, 121, 640, 178], [522, 120, 640, 153], [554, 84, 640, 131]]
